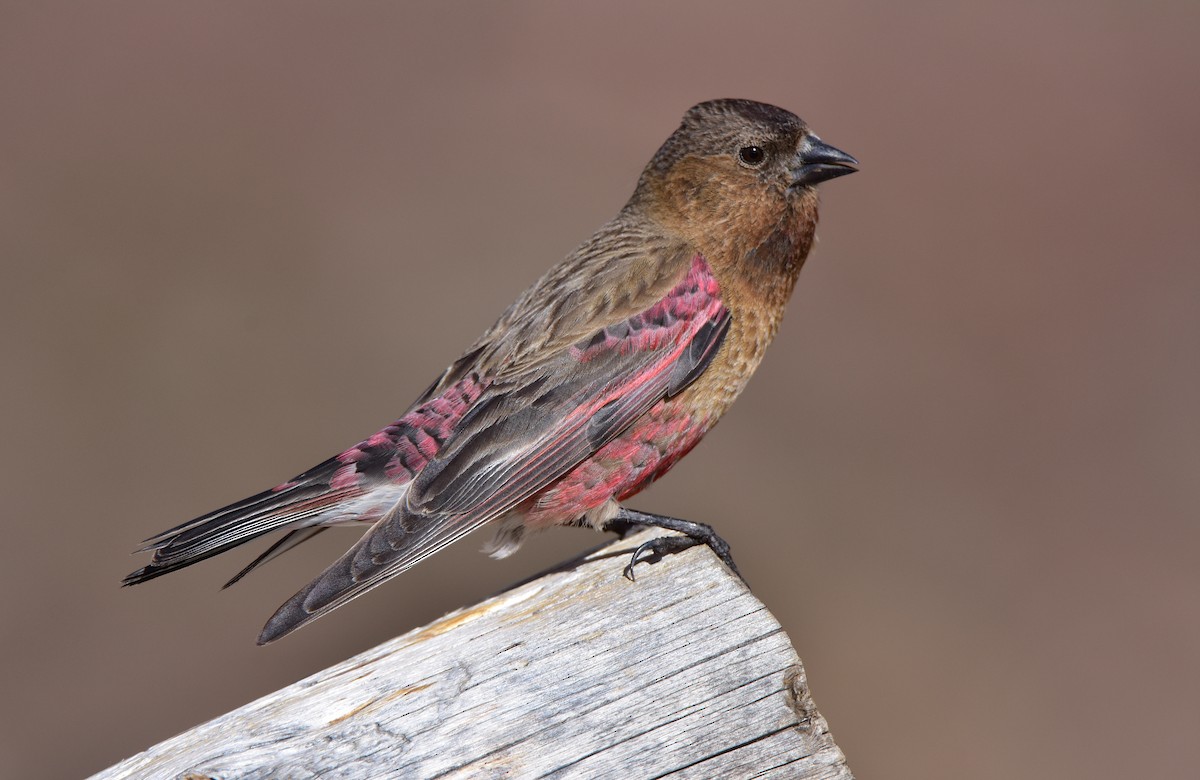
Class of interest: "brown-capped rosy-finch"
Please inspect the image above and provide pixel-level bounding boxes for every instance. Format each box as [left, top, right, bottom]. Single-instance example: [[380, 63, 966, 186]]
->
[[125, 99, 858, 644]]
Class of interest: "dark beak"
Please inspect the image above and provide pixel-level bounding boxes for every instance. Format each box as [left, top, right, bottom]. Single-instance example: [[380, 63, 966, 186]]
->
[[791, 136, 859, 187]]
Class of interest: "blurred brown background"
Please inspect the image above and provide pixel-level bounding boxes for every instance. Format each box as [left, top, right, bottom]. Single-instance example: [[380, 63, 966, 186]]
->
[[2, 2, 1197, 778]]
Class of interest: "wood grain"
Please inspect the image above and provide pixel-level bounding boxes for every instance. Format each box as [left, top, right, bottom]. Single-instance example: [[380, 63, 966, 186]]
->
[[95, 530, 852, 779]]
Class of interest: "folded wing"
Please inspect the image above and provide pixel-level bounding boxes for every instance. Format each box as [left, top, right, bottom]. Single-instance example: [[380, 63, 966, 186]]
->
[[258, 253, 729, 642]]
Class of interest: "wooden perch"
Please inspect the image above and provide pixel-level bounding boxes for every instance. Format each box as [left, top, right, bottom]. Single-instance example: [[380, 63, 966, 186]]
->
[[95, 529, 853, 779]]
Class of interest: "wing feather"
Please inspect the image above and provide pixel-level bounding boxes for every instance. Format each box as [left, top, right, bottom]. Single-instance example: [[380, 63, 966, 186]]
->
[[258, 253, 728, 642]]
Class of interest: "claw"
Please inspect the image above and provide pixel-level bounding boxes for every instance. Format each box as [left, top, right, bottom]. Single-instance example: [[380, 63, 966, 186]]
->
[[607, 508, 747, 585], [623, 540, 658, 581]]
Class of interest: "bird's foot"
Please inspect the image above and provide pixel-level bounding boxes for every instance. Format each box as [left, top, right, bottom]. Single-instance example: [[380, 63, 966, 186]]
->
[[607, 508, 744, 584]]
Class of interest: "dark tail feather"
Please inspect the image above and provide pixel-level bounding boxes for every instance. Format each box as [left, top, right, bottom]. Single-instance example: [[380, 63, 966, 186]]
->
[[257, 505, 489, 644], [221, 526, 329, 589], [123, 460, 351, 587]]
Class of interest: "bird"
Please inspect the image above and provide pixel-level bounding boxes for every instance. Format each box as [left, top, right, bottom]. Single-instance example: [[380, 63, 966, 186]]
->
[[124, 99, 857, 644]]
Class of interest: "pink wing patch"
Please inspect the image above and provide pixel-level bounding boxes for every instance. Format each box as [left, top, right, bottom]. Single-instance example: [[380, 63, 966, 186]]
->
[[411, 253, 727, 523], [319, 373, 488, 493], [570, 254, 725, 362]]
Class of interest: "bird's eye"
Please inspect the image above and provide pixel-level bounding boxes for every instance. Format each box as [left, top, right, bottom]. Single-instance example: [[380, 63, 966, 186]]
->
[[738, 145, 766, 167]]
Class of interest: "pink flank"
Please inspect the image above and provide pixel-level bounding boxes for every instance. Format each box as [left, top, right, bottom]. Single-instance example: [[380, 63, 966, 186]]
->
[[524, 400, 710, 529], [527, 254, 720, 520]]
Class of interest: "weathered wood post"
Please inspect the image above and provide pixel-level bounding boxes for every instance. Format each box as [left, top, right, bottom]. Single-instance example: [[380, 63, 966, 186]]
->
[[96, 529, 853, 779]]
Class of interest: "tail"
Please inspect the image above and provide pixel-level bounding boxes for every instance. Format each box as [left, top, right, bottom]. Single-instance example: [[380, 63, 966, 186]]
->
[[256, 502, 493, 644], [122, 457, 379, 587]]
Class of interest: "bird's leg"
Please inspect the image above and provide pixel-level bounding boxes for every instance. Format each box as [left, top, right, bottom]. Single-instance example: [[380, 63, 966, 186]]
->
[[598, 514, 641, 538], [605, 508, 744, 583]]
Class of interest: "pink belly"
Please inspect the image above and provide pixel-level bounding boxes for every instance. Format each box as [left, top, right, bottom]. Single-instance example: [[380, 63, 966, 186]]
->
[[522, 401, 709, 528]]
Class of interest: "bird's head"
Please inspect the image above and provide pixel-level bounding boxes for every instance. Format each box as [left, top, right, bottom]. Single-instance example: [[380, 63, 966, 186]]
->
[[634, 99, 857, 259]]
